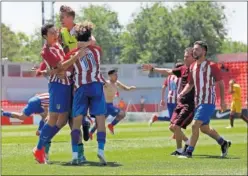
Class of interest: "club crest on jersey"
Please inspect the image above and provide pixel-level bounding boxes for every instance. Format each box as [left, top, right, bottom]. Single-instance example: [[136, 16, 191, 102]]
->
[[56, 104, 61, 110]]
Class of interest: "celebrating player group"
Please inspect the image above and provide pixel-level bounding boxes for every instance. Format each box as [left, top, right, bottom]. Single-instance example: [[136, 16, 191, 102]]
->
[[3, 3, 246, 166]]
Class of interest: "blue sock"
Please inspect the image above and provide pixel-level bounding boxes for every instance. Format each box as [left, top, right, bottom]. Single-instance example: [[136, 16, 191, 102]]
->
[[186, 146, 194, 153], [158, 116, 170, 121], [3, 112, 12, 118], [90, 125, 97, 134], [48, 125, 60, 141], [97, 132, 106, 150], [217, 137, 225, 145], [111, 118, 119, 126], [37, 124, 53, 150], [38, 120, 45, 131], [71, 129, 80, 153]]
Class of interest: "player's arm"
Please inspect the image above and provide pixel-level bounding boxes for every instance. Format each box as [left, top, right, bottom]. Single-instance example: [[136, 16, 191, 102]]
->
[[212, 63, 226, 111], [117, 81, 136, 91], [161, 84, 167, 106], [178, 68, 194, 99], [142, 64, 173, 75], [228, 81, 234, 94]]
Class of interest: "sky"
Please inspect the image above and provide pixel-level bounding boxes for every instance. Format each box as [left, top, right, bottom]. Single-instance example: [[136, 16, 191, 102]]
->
[[1, 2, 247, 44]]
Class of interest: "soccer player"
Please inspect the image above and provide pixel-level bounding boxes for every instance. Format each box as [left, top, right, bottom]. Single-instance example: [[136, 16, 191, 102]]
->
[[142, 47, 195, 156], [69, 23, 107, 165], [178, 41, 231, 158], [59, 5, 96, 162], [149, 63, 183, 126], [226, 79, 248, 128], [89, 69, 136, 140], [33, 23, 86, 164], [1, 93, 49, 136]]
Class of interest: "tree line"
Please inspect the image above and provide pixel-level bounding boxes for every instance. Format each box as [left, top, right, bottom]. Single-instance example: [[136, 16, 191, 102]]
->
[[1, 2, 247, 64]]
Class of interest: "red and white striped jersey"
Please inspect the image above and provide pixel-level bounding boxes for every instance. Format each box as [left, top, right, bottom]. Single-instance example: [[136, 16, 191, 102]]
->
[[189, 60, 222, 107], [72, 45, 106, 89], [41, 43, 72, 85], [35, 93, 49, 107], [164, 75, 182, 104]]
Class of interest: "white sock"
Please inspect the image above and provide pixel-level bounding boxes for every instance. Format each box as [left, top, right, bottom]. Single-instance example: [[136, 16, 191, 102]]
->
[[98, 149, 104, 156], [72, 152, 78, 160], [176, 148, 183, 153], [185, 139, 190, 145]]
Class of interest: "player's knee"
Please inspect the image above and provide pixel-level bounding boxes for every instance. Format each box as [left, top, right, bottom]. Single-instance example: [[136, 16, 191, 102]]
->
[[169, 124, 175, 132], [119, 111, 126, 119], [192, 123, 200, 131]]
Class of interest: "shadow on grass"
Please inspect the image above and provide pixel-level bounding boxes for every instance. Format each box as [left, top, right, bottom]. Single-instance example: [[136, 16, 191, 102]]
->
[[194, 154, 240, 159], [49, 160, 122, 167]]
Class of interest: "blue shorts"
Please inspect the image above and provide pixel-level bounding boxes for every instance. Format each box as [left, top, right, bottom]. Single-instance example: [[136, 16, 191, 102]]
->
[[72, 82, 106, 117], [105, 103, 121, 117], [194, 104, 215, 125], [167, 103, 177, 119], [49, 82, 71, 113], [22, 96, 44, 116]]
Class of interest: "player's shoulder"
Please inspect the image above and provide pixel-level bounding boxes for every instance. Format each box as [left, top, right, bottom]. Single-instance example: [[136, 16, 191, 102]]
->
[[233, 83, 240, 88], [189, 61, 196, 70], [207, 60, 218, 66]]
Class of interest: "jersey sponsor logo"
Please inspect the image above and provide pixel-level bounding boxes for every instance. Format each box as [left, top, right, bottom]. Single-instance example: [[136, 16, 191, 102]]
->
[[68, 41, 76, 44], [216, 110, 230, 119]]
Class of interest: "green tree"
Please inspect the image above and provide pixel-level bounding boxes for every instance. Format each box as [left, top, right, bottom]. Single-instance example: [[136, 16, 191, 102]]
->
[[119, 3, 185, 64], [1, 23, 22, 61], [220, 39, 247, 54], [76, 4, 122, 64], [172, 2, 227, 57]]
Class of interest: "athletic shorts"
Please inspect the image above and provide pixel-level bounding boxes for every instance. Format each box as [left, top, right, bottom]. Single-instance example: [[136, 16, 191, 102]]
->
[[230, 101, 242, 113], [49, 82, 71, 113], [22, 96, 44, 116], [194, 104, 215, 125], [167, 103, 177, 119], [170, 103, 194, 129], [105, 103, 120, 117], [72, 82, 106, 117]]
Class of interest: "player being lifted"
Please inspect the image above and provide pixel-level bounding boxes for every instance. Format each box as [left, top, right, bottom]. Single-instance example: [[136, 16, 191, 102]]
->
[[226, 79, 248, 128], [143, 47, 195, 156], [179, 41, 231, 158], [149, 63, 183, 126], [89, 69, 136, 140]]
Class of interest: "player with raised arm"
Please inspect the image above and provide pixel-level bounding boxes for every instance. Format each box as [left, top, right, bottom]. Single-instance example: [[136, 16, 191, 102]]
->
[[149, 63, 183, 126], [89, 69, 136, 140], [226, 79, 248, 128], [142, 47, 195, 156], [178, 41, 231, 158], [33, 23, 86, 164]]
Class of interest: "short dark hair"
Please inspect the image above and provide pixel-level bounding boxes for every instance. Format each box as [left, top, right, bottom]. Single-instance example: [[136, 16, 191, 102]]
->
[[175, 62, 184, 68], [41, 24, 54, 37], [60, 5, 75, 19], [194, 41, 208, 55], [75, 22, 93, 42], [108, 69, 117, 75]]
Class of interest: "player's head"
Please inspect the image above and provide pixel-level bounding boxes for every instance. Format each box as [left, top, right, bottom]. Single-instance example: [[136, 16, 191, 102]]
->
[[108, 69, 118, 82], [193, 41, 208, 60], [75, 21, 94, 42], [59, 5, 75, 28], [41, 24, 58, 44], [183, 47, 195, 66], [175, 62, 184, 68], [229, 79, 235, 85]]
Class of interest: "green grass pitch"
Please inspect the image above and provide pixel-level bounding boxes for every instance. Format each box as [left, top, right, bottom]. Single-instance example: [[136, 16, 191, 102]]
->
[[2, 119, 247, 175]]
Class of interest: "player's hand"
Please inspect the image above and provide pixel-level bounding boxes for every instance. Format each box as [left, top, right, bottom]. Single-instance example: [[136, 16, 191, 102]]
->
[[160, 100, 165, 107], [78, 41, 91, 49], [76, 48, 87, 59], [220, 101, 227, 112], [130, 86, 136, 90], [142, 64, 153, 71], [57, 70, 66, 79], [177, 93, 183, 101]]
